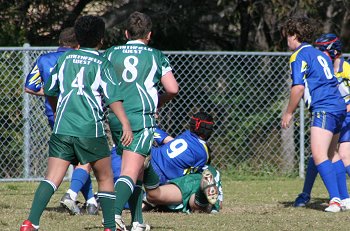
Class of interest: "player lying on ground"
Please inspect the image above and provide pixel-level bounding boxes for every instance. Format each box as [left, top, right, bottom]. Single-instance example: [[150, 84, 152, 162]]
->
[[111, 147, 223, 214], [111, 111, 222, 214], [293, 33, 350, 210]]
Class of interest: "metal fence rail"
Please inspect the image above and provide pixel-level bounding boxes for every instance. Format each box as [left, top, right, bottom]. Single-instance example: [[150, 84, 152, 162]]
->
[[1, 46, 331, 181]]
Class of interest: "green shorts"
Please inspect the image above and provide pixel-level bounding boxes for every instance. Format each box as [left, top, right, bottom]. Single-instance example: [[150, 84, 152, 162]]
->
[[48, 133, 110, 165], [168, 173, 202, 213], [111, 127, 155, 157]]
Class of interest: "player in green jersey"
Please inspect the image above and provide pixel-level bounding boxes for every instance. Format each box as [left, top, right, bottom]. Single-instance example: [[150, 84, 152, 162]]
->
[[20, 16, 132, 231], [104, 11, 178, 231]]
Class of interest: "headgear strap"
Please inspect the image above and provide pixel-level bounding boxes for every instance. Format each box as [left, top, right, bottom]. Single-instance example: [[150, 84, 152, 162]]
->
[[191, 116, 214, 130]]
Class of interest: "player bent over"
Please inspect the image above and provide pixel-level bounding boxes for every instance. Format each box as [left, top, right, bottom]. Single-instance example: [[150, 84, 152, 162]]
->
[[20, 15, 132, 231]]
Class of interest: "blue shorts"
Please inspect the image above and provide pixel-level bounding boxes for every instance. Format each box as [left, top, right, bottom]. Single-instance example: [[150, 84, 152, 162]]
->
[[311, 111, 346, 134], [339, 113, 350, 143]]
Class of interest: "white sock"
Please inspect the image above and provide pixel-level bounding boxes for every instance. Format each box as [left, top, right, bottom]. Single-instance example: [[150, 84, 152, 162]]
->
[[67, 189, 78, 201], [86, 197, 97, 206]]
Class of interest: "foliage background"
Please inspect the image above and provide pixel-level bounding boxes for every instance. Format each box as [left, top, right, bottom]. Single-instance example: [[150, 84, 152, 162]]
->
[[1, 0, 350, 51]]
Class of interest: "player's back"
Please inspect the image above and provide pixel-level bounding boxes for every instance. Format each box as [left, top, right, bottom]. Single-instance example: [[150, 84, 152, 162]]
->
[[291, 44, 345, 112], [46, 48, 120, 138], [104, 41, 169, 131], [151, 130, 209, 184]]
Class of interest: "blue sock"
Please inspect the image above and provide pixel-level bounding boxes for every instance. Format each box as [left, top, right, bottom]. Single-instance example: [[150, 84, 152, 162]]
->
[[333, 160, 349, 199], [317, 160, 340, 199], [70, 168, 89, 194], [345, 165, 350, 177], [81, 175, 94, 201], [302, 157, 318, 196]]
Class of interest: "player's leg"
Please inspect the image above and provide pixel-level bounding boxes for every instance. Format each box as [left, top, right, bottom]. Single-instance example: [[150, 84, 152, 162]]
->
[[21, 157, 70, 230], [294, 156, 316, 207], [21, 134, 73, 230], [61, 163, 98, 215], [329, 134, 349, 201], [336, 123, 350, 210], [146, 184, 183, 205], [114, 150, 144, 230], [311, 112, 342, 212], [75, 136, 116, 231], [113, 128, 153, 231], [90, 157, 116, 230]]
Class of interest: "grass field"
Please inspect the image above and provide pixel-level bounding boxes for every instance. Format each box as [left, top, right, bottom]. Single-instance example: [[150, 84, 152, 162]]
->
[[2, 174, 350, 231]]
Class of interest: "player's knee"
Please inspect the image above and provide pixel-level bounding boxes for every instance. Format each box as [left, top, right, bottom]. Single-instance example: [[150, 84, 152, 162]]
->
[[146, 189, 159, 204]]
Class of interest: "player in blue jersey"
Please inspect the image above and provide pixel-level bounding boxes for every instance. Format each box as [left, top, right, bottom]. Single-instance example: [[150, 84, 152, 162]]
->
[[149, 112, 213, 185], [25, 27, 78, 129], [281, 17, 347, 212], [293, 33, 350, 209], [24, 27, 99, 216]]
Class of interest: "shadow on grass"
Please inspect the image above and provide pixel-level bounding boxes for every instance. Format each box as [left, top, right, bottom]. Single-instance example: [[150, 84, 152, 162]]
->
[[279, 197, 329, 211]]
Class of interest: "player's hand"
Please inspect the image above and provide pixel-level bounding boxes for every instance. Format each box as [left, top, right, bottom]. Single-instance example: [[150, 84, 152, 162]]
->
[[121, 127, 133, 146], [281, 112, 293, 129]]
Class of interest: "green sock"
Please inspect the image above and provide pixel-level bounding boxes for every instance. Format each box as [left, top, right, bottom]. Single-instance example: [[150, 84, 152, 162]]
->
[[128, 180, 143, 223], [115, 175, 134, 215], [98, 192, 116, 230], [194, 188, 209, 207], [28, 180, 56, 226]]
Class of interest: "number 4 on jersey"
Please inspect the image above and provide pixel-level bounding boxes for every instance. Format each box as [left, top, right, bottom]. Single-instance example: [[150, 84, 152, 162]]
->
[[71, 67, 85, 95]]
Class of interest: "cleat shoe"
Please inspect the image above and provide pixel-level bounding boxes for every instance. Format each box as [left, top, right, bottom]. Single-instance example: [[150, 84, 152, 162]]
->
[[20, 220, 39, 231], [341, 198, 350, 211], [115, 215, 127, 231], [325, 197, 341, 212], [200, 169, 218, 205], [131, 222, 151, 231], [86, 203, 99, 215], [293, 192, 310, 207], [60, 193, 81, 215], [104, 229, 114, 231]]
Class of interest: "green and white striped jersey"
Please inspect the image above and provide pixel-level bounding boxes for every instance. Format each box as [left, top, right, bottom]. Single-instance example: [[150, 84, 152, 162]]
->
[[44, 48, 122, 137], [103, 40, 172, 131]]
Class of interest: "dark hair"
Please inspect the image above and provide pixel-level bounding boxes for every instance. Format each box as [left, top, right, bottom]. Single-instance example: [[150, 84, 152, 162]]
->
[[59, 27, 78, 48], [189, 111, 214, 140], [74, 15, 105, 48], [282, 17, 315, 43], [126, 11, 152, 40]]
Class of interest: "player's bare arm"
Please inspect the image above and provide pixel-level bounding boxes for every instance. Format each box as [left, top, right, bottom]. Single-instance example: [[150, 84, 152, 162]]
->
[[281, 84, 304, 129], [158, 71, 179, 109], [25, 87, 44, 96]]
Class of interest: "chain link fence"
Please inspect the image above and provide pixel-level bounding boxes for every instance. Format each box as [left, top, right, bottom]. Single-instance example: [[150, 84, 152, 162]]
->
[[2, 46, 333, 181]]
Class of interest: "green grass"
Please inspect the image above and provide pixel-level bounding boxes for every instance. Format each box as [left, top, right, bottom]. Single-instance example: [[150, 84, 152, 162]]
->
[[1, 174, 350, 231]]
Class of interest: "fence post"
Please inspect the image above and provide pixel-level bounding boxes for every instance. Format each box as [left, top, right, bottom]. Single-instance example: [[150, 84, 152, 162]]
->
[[299, 101, 305, 178], [22, 43, 31, 178]]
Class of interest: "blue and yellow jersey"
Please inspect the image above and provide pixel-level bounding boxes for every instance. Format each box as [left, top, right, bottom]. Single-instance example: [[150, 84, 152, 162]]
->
[[24, 47, 72, 118], [151, 129, 210, 184], [290, 43, 345, 112], [336, 58, 350, 105]]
